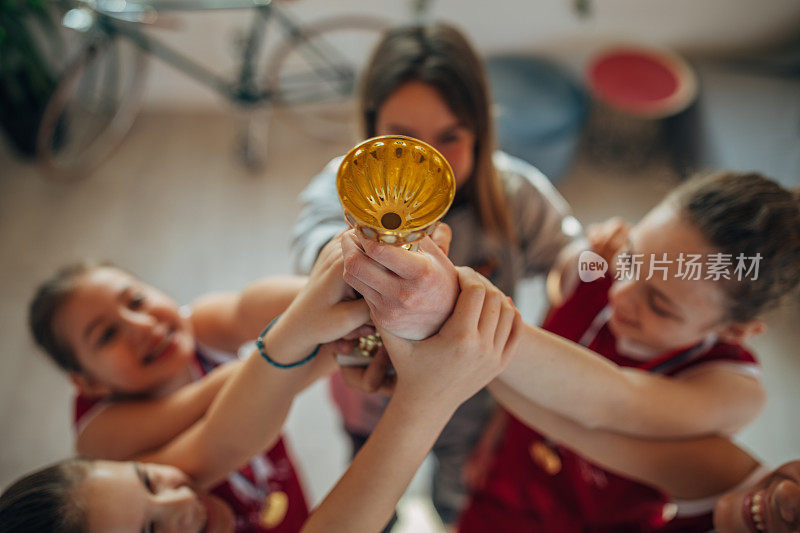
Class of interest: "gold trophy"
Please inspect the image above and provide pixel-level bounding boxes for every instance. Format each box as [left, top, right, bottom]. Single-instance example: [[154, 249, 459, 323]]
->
[[336, 135, 456, 366]]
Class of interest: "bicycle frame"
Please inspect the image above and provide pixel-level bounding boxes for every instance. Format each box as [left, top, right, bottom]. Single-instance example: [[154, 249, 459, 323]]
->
[[40, 0, 388, 179], [72, 0, 357, 108]]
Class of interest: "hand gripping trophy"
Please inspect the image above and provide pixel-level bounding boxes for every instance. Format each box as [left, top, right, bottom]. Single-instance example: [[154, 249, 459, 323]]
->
[[336, 135, 456, 365]]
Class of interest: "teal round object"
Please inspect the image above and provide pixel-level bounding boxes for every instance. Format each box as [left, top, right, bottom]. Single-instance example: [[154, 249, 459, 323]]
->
[[487, 55, 588, 181]]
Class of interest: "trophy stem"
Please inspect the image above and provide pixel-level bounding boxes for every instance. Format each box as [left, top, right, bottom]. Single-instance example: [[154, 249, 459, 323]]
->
[[336, 333, 384, 367], [336, 136, 455, 367]]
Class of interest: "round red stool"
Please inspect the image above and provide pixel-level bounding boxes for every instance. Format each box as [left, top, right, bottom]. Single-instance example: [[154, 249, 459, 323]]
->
[[584, 46, 697, 169]]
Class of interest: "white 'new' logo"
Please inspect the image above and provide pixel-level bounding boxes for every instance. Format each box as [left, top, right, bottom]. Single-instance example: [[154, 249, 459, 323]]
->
[[578, 250, 608, 282]]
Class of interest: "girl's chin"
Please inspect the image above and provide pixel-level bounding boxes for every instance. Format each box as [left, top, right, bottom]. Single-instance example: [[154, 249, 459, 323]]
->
[[163, 337, 196, 372], [201, 494, 235, 533], [174, 332, 197, 361], [607, 313, 634, 341]]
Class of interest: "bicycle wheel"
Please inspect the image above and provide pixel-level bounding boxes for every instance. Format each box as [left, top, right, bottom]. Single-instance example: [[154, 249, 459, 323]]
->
[[265, 16, 390, 143], [37, 35, 148, 183]]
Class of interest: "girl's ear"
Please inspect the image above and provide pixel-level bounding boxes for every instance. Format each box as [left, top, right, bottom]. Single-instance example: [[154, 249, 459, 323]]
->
[[717, 320, 767, 345], [69, 372, 113, 399]]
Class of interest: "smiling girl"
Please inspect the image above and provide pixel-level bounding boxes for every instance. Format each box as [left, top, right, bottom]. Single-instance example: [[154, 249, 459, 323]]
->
[[28, 262, 311, 531], [457, 171, 800, 531]]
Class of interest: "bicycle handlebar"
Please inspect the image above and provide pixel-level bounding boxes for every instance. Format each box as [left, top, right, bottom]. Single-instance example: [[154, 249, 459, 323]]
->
[[93, 0, 273, 15]]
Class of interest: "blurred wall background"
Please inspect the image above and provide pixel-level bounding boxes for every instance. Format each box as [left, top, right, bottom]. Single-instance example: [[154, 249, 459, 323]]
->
[[138, 0, 800, 110]]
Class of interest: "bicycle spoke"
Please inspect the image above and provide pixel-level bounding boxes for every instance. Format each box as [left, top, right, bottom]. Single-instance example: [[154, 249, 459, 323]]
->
[[289, 37, 355, 82], [276, 71, 351, 102], [265, 17, 387, 141], [103, 40, 121, 116], [38, 36, 148, 181]]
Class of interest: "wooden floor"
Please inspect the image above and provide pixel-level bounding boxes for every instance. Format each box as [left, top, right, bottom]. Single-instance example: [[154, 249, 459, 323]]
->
[[1, 111, 798, 531]]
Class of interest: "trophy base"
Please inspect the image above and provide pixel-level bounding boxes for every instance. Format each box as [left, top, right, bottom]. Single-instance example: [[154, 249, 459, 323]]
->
[[335, 352, 374, 367], [336, 333, 383, 367], [334, 352, 397, 380]]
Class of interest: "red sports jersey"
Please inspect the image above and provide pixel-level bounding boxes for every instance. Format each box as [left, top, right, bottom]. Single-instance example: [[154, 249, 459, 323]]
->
[[460, 275, 759, 532], [74, 346, 309, 533]]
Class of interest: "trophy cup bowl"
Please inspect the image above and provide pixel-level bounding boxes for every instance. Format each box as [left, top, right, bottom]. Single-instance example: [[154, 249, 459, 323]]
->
[[335, 135, 456, 366], [337, 135, 456, 248]]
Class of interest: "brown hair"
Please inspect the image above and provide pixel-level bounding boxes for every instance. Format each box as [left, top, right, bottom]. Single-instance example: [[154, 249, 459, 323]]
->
[[359, 23, 516, 243], [29, 261, 110, 373], [669, 171, 800, 323], [0, 459, 91, 533]]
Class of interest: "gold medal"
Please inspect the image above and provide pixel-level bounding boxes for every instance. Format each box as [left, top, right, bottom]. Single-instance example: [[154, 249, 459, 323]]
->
[[529, 441, 562, 475], [259, 490, 289, 528]]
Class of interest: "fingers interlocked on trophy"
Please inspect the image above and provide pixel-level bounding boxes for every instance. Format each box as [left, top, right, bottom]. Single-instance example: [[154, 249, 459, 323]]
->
[[335, 135, 456, 366]]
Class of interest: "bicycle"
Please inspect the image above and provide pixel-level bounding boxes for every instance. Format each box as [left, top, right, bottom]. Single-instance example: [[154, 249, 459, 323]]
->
[[36, 0, 390, 182]]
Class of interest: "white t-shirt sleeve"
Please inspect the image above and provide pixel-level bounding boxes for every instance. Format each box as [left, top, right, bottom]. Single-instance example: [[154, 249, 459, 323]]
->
[[291, 156, 349, 275], [495, 151, 582, 276]]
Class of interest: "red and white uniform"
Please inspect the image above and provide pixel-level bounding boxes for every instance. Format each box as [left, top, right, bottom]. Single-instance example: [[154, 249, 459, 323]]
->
[[74, 344, 309, 533], [459, 275, 760, 532]]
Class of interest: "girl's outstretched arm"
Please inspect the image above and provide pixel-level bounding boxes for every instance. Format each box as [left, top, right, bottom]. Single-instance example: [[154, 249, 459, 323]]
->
[[342, 218, 764, 439], [490, 380, 762, 499], [76, 360, 241, 460], [302, 267, 521, 533], [137, 236, 370, 488], [190, 275, 307, 354], [497, 324, 765, 438]]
